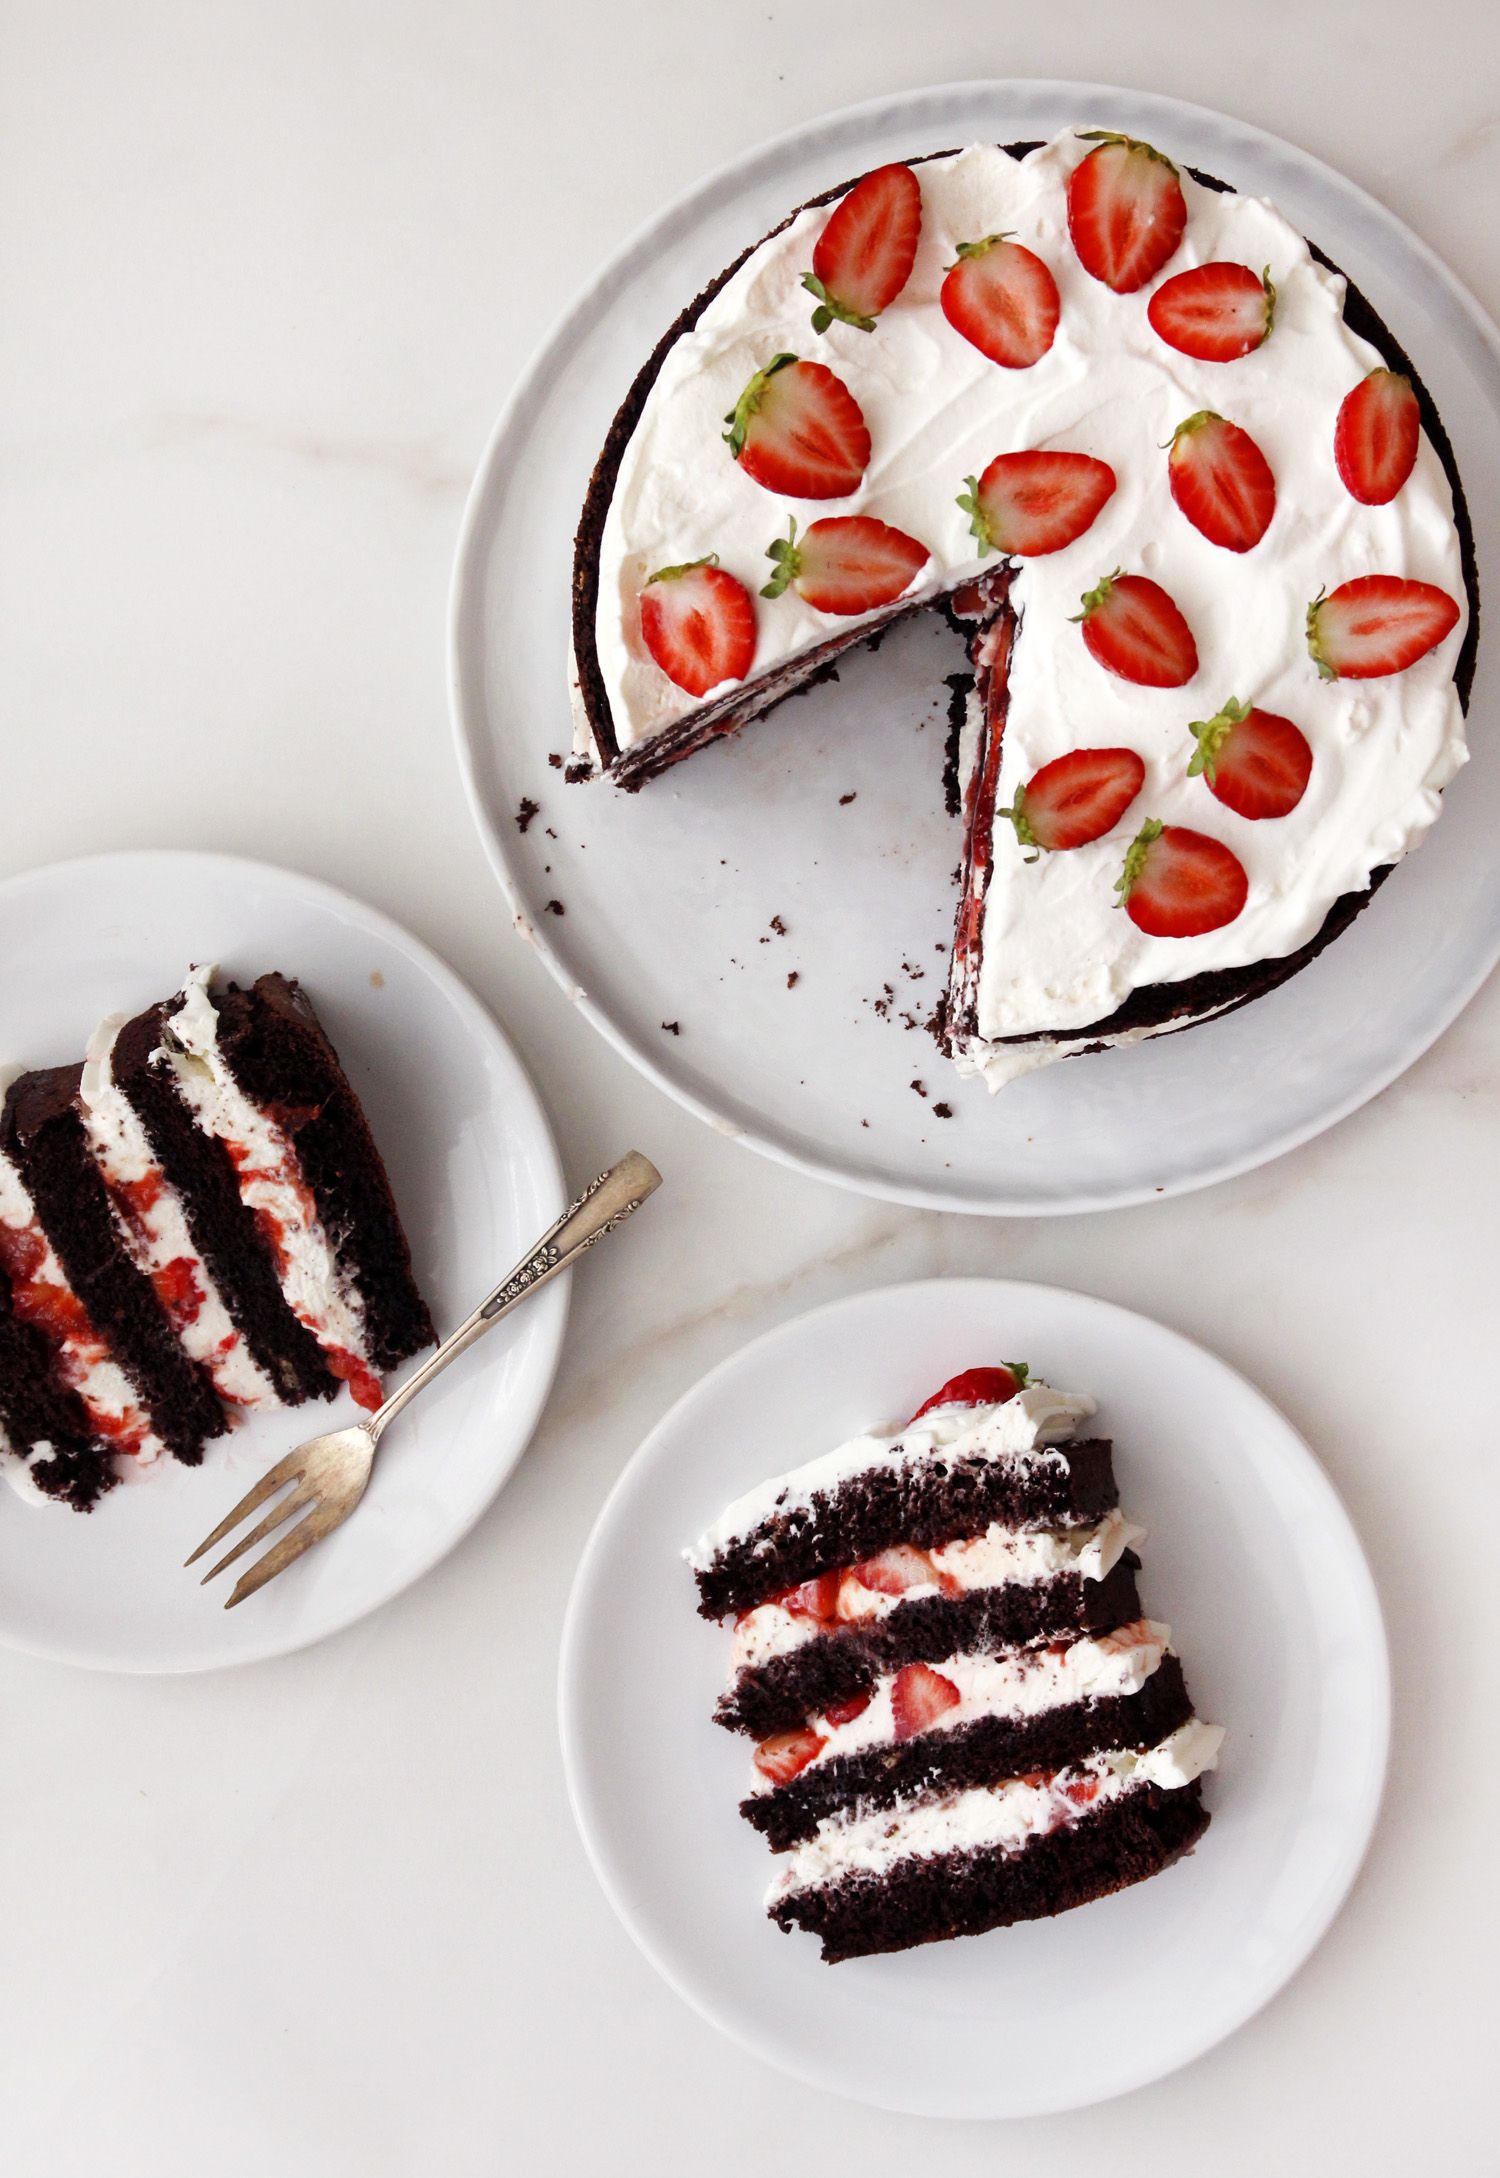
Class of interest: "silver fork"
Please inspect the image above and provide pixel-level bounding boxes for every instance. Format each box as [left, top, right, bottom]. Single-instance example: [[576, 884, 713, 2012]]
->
[[186, 1149, 662, 1608]]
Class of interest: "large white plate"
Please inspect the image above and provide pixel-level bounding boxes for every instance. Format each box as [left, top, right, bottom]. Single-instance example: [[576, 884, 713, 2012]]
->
[[451, 81, 1500, 1216], [559, 1277, 1388, 2118], [0, 850, 567, 1673]]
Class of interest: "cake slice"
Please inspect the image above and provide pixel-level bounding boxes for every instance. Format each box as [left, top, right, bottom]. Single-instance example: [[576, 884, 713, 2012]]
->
[[688, 1363, 1222, 1961]]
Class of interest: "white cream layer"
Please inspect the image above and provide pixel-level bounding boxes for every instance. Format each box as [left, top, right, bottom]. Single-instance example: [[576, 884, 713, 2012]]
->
[[80, 1015, 277, 1409], [593, 132, 1467, 1044], [0, 1130, 165, 1469], [687, 1380, 1096, 1570], [754, 1618, 1169, 1787], [155, 967, 373, 1376], [731, 1505, 1141, 1673], [768, 1718, 1223, 1901]]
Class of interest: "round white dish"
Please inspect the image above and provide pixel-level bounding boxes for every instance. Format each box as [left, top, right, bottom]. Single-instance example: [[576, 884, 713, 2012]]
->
[[451, 79, 1500, 1216], [0, 850, 568, 1674], [558, 1276, 1389, 2119]]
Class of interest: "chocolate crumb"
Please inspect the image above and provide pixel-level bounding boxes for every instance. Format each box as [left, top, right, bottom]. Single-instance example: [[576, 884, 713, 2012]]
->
[[838, 792, 856, 806], [515, 798, 540, 834], [861, 1119, 870, 1129], [769, 915, 787, 937], [787, 971, 799, 989], [546, 826, 557, 839], [544, 899, 566, 916], [564, 758, 590, 784], [662, 1021, 680, 1035], [548, 752, 564, 771], [910, 1080, 927, 1098], [932, 1102, 954, 1119]]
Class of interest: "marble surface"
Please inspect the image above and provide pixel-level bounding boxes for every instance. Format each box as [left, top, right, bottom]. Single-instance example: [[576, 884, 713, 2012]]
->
[[2, 2, 1497, 2170]]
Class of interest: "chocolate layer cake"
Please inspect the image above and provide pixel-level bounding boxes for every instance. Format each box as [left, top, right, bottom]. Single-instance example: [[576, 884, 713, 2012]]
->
[[687, 1364, 1222, 1962]]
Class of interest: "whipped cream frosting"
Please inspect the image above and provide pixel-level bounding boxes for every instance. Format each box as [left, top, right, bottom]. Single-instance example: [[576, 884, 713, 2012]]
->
[[155, 967, 374, 1379], [686, 1379, 1096, 1569], [769, 1718, 1224, 1900], [0, 1121, 166, 1473], [79, 1014, 277, 1409], [592, 131, 1467, 1053], [753, 1618, 1169, 1785], [730, 1505, 1142, 1673]]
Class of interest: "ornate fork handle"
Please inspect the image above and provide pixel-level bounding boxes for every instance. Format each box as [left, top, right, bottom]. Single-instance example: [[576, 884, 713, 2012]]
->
[[369, 1151, 662, 1439]]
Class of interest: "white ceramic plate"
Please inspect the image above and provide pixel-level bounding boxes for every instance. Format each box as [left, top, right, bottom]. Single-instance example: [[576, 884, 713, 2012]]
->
[[0, 850, 567, 1673], [559, 1277, 1388, 2118], [451, 80, 1500, 1216]]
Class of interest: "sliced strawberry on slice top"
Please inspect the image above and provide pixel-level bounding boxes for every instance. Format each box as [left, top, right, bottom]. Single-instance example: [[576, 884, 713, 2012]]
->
[[940, 234, 1060, 367], [1167, 411, 1276, 553], [762, 514, 929, 615], [909, 1363, 1029, 1421], [849, 1544, 934, 1596], [1115, 820, 1248, 937], [723, 354, 870, 499], [1000, 747, 1146, 859], [1334, 369, 1421, 505], [803, 162, 922, 333], [752, 1727, 826, 1787], [890, 1663, 962, 1743], [638, 558, 756, 698], [823, 1690, 874, 1727], [1067, 131, 1187, 293], [1075, 572, 1198, 687], [957, 451, 1116, 560], [780, 1570, 843, 1623], [1188, 698, 1311, 820], [1147, 262, 1275, 361], [1306, 576, 1460, 680]]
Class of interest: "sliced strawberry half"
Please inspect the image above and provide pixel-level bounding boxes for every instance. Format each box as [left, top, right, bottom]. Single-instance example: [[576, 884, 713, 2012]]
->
[[890, 1663, 961, 1743], [804, 162, 922, 333], [1115, 820, 1248, 937], [762, 514, 929, 615], [780, 1570, 843, 1623], [1334, 369, 1421, 505], [1147, 262, 1275, 361], [723, 354, 870, 499], [1306, 576, 1460, 680], [638, 558, 756, 697], [1075, 572, 1198, 687], [1001, 747, 1145, 859], [1188, 698, 1311, 820], [752, 1727, 826, 1787], [1167, 411, 1276, 553], [848, 1544, 933, 1597], [940, 234, 1060, 367], [909, 1363, 1029, 1421], [958, 451, 1116, 559], [1067, 132, 1187, 293], [823, 1690, 873, 1727]]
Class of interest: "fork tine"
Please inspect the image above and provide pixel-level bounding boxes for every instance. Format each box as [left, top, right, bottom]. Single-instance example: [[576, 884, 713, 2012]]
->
[[224, 1496, 348, 1610], [199, 1479, 316, 1585], [184, 1447, 310, 1568]]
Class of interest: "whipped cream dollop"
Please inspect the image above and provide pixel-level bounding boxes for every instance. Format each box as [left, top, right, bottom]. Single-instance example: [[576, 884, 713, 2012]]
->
[[768, 1717, 1224, 1900], [593, 132, 1467, 1050], [686, 1378, 1096, 1569]]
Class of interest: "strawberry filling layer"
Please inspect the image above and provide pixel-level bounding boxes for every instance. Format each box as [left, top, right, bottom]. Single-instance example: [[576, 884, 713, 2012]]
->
[[0, 1213, 159, 1461]]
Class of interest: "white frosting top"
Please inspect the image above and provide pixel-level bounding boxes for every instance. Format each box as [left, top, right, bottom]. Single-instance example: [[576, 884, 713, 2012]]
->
[[731, 1505, 1141, 1672], [769, 1717, 1224, 1899], [156, 967, 373, 1377], [686, 1379, 1096, 1568], [754, 1618, 1169, 1785], [79, 1014, 277, 1409], [593, 132, 1467, 1041]]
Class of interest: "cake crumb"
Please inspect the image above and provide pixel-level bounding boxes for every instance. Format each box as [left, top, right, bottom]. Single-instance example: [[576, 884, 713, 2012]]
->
[[932, 1102, 954, 1119], [546, 826, 557, 840], [548, 752, 564, 770], [860, 1118, 870, 1128], [545, 899, 566, 917], [838, 791, 857, 806], [769, 914, 787, 937], [661, 1020, 680, 1035], [515, 798, 540, 834], [369, 969, 385, 990], [564, 757, 590, 783], [910, 1079, 927, 1098], [787, 971, 799, 989]]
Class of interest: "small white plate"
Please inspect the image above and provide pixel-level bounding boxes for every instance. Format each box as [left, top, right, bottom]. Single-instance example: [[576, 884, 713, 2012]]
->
[[451, 79, 1500, 1215], [559, 1277, 1388, 2118], [0, 850, 567, 1674]]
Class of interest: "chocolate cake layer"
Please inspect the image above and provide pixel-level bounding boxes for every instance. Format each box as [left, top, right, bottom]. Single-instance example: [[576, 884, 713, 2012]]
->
[[770, 1779, 1208, 1963], [2, 1070, 226, 1465], [694, 1436, 1118, 1621], [716, 1553, 1142, 1739], [211, 976, 435, 1371], [0, 1270, 115, 1509], [744, 1653, 1191, 1849], [112, 1001, 336, 1405]]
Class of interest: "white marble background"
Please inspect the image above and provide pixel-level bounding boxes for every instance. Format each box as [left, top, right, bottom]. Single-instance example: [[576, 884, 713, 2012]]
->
[[3, 2, 1497, 2170]]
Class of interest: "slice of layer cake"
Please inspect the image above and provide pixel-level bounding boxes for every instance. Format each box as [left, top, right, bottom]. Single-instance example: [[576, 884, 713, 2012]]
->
[[688, 1364, 1221, 1962]]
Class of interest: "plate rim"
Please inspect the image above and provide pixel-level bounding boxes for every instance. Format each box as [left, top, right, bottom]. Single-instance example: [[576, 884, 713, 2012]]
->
[[0, 845, 570, 1675], [557, 1272, 1392, 2117], [449, 76, 1500, 1219]]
